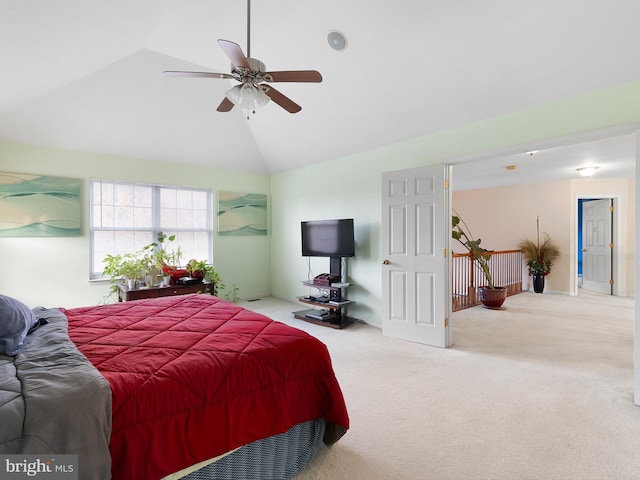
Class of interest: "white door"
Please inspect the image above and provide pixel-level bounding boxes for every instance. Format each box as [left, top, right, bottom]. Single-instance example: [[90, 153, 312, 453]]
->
[[381, 165, 451, 347], [581, 198, 612, 294]]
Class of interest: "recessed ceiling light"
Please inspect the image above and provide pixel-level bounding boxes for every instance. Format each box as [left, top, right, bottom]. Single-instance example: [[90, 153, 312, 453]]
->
[[576, 166, 599, 177], [525, 150, 539, 156], [327, 31, 347, 51]]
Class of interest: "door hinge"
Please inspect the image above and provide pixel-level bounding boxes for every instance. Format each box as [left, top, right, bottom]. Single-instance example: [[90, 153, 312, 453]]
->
[[444, 317, 449, 327], [610, 205, 615, 212], [609, 242, 614, 248], [444, 179, 449, 189], [610, 279, 615, 285], [444, 248, 449, 257]]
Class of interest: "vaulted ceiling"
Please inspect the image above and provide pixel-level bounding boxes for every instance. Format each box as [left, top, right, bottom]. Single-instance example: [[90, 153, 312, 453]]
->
[[1, 0, 639, 182]]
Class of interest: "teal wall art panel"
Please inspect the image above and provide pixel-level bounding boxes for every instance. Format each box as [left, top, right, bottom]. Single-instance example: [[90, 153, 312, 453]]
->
[[0, 172, 81, 237], [217, 191, 267, 235]]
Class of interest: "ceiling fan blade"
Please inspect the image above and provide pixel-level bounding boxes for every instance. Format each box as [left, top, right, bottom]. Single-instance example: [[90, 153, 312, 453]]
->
[[264, 70, 323, 83], [217, 39, 251, 69], [263, 86, 301, 114], [217, 97, 235, 112], [163, 70, 234, 80]]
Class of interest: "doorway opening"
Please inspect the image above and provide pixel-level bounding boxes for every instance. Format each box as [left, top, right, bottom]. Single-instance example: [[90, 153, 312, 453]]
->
[[446, 123, 638, 404]]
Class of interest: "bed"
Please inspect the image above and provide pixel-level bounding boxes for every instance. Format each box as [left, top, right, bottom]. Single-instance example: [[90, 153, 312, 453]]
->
[[0, 293, 349, 479]]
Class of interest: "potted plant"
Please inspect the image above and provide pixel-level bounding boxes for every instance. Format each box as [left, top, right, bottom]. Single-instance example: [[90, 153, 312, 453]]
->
[[143, 232, 186, 285], [185, 259, 226, 297], [452, 211, 507, 308], [119, 254, 148, 288], [185, 259, 208, 281], [102, 252, 148, 300], [517, 217, 560, 294]]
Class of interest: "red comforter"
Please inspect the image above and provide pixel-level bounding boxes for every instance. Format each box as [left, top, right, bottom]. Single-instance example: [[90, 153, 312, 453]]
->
[[63, 294, 349, 479]]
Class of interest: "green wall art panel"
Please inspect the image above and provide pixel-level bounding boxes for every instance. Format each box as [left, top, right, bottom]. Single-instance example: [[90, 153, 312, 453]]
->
[[217, 191, 267, 236], [0, 172, 81, 237]]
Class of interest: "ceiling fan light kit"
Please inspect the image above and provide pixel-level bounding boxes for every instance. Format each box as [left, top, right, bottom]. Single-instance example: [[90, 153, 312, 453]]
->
[[163, 0, 322, 118], [225, 83, 271, 119]]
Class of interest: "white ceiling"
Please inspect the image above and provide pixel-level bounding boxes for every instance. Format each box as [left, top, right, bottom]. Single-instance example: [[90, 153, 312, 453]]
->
[[453, 131, 637, 190], [1, 0, 639, 185]]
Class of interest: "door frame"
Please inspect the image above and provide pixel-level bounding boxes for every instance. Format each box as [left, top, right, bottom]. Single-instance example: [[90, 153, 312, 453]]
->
[[574, 195, 620, 296]]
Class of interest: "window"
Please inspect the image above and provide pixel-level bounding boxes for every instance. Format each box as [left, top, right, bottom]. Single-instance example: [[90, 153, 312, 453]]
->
[[90, 179, 212, 278]]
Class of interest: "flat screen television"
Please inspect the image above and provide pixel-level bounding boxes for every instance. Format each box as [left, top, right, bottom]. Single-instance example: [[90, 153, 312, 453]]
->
[[301, 219, 355, 258]]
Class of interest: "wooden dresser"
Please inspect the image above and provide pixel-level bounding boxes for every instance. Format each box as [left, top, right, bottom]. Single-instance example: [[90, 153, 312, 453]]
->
[[118, 283, 213, 302]]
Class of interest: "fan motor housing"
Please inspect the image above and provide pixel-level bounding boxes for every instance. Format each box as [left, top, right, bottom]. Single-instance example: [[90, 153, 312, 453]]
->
[[232, 58, 265, 74], [247, 58, 266, 72], [232, 57, 267, 83]]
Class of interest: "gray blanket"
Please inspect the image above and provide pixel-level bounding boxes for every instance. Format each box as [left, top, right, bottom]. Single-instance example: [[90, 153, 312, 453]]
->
[[0, 307, 112, 479]]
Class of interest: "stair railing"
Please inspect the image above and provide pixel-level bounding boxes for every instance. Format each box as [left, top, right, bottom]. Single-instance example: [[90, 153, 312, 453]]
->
[[452, 249, 523, 311]]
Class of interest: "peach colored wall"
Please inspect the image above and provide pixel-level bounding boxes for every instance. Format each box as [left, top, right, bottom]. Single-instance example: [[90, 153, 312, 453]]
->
[[453, 177, 635, 296]]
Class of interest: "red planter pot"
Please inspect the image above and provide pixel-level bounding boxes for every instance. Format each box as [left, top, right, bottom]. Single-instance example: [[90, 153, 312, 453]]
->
[[190, 271, 205, 281], [162, 268, 187, 285], [478, 286, 507, 309]]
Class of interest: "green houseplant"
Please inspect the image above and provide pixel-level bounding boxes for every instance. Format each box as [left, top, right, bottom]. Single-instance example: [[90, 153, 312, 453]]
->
[[145, 232, 177, 270], [185, 259, 208, 280], [185, 259, 239, 302], [102, 252, 149, 300], [452, 211, 507, 308], [102, 232, 232, 301], [143, 232, 182, 285], [102, 232, 179, 300], [517, 217, 560, 293], [185, 259, 227, 297]]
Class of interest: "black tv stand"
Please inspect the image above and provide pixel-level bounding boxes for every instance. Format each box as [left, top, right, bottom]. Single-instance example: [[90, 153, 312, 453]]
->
[[292, 257, 355, 329], [329, 256, 341, 276]]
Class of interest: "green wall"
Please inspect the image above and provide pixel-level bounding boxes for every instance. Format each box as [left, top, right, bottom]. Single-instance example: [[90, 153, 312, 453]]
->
[[0, 141, 271, 308]]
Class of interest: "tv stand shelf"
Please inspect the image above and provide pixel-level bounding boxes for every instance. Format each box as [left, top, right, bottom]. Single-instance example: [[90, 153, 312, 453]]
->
[[293, 280, 355, 329], [296, 296, 354, 308], [292, 309, 353, 329], [301, 281, 347, 290]]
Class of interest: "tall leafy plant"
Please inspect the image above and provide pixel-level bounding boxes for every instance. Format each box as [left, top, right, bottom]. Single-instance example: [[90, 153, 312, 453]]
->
[[452, 212, 495, 289], [144, 232, 182, 269]]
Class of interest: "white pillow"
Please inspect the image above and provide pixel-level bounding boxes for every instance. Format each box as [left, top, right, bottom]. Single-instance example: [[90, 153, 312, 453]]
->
[[0, 295, 37, 356]]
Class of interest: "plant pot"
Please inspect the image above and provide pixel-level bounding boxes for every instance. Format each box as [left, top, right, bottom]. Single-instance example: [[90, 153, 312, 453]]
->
[[168, 269, 187, 285], [126, 278, 136, 289], [478, 286, 507, 309], [190, 270, 205, 281], [532, 274, 545, 293]]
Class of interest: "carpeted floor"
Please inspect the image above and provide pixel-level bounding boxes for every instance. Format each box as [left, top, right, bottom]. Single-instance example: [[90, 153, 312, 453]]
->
[[242, 290, 639, 480]]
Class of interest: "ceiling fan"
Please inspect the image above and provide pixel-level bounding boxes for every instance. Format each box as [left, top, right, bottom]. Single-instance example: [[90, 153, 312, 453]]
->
[[163, 0, 322, 118]]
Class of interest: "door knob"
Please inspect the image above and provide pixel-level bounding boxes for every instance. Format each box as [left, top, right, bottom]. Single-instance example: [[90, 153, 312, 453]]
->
[[382, 259, 390, 265], [582, 248, 587, 252]]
